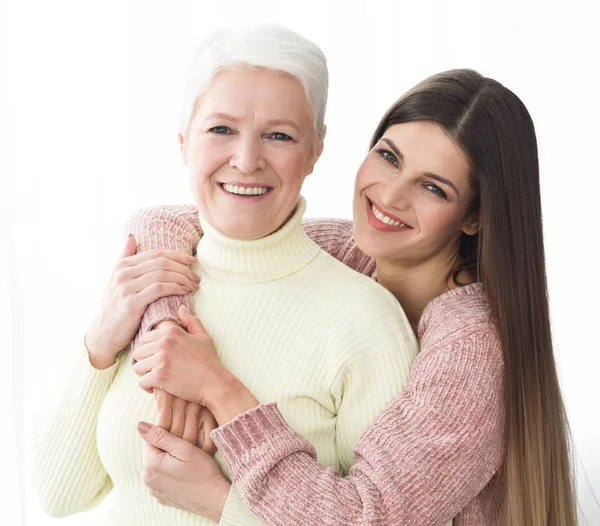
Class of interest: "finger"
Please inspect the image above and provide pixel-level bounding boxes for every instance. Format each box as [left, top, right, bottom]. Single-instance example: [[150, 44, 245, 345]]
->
[[178, 305, 208, 337], [199, 409, 219, 456], [155, 389, 173, 430], [182, 402, 201, 445], [132, 355, 155, 377], [140, 371, 161, 394], [121, 234, 138, 259], [169, 397, 187, 439], [123, 249, 197, 269], [133, 333, 162, 358], [138, 421, 190, 461], [126, 266, 199, 295], [141, 434, 163, 465], [133, 282, 191, 311]]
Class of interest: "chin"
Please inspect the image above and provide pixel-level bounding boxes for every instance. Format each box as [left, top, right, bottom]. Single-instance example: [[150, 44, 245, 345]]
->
[[220, 221, 273, 240], [353, 225, 403, 260]]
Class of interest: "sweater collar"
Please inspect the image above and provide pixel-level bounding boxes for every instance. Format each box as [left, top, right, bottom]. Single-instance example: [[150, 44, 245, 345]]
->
[[196, 197, 320, 284]]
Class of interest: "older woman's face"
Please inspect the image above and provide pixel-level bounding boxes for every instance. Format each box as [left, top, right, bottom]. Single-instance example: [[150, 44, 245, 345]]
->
[[181, 68, 320, 240]]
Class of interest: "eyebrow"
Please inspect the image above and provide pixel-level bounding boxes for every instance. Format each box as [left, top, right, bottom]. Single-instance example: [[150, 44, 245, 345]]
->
[[205, 113, 300, 133], [380, 137, 460, 196]]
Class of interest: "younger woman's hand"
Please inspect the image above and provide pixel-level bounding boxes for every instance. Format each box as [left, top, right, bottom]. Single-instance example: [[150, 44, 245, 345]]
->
[[85, 235, 199, 369]]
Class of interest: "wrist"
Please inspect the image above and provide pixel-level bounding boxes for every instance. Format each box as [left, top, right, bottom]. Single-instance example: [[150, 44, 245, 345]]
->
[[84, 331, 118, 370], [206, 372, 260, 426], [204, 477, 231, 523]]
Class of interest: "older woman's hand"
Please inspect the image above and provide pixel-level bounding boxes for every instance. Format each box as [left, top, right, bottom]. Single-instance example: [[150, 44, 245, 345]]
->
[[85, 235, 199, 369], [133, 306, 228, 406], [137, 420, 230, 522], [133, 305, 260, 425]]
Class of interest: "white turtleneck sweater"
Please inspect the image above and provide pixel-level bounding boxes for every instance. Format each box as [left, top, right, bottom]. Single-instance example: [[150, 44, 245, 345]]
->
[[34, 198, 418, 525]]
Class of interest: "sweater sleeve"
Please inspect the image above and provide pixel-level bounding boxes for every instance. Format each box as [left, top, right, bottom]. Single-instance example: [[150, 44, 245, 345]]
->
[[33, 350, 122, 517], [211, 332, 504, 526], [125, 205, 201, 345]]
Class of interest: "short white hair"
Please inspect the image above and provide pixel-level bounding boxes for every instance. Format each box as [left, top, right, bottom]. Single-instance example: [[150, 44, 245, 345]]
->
[[179, 24, 328, 140]]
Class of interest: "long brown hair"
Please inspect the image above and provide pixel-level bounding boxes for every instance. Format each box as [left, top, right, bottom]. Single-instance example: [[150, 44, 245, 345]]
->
[[371, 69, 577, 525]]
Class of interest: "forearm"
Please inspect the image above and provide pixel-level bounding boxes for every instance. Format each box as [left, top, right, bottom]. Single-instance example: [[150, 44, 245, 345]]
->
[[126, 205, 201, 345], [34, 350, 119, 516], [212, 404, 389, 526], [206, 372, 260, 426]]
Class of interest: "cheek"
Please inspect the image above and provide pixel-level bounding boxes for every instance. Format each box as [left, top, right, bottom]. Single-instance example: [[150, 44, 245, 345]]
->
[[354, 157, 378, 193], [416, 202, 464, 240], [188, 140, 228, 178], [271, 148, 310, 185]]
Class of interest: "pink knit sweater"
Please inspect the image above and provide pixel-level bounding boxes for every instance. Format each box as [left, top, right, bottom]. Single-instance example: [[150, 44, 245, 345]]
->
[[129, 205, 505, 526]]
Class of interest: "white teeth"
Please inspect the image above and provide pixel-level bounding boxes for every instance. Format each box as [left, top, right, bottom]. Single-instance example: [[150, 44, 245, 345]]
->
[[223, 184, 269, 196], [371, 203, 408, 228]]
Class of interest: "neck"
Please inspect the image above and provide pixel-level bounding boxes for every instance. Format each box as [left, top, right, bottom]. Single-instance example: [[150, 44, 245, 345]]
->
[[375, 251, 474, 333]]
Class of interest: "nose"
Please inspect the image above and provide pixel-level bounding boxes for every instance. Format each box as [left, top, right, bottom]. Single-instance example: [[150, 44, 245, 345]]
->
[[378, 176, 410, 211], [229, 135, 266, 174]]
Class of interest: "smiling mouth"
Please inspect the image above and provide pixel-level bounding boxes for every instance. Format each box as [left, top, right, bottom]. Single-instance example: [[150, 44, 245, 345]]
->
[[368, 199, 412, 228], [219, 183, 273, 197]]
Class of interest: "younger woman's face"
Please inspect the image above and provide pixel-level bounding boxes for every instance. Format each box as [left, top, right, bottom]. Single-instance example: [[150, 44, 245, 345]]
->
[[353, 120, 478, 266]]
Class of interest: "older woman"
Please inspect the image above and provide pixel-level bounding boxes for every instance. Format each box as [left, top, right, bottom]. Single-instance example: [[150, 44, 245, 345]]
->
[[33, 25, 418, 525]]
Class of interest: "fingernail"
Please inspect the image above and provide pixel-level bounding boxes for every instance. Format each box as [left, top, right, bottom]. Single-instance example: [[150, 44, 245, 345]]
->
[[128, 233, 134, 239], [138, 422, 151, 434]]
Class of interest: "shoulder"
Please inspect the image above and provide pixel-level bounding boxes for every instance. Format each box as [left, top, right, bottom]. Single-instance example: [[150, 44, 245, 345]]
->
[[309, 250, 397, 310], [301, 217, 353, 238], [418, 283, 497, 346], [301, 218, 375, 276], [307, 254, 415, 353], [415, 284, 503, 380]]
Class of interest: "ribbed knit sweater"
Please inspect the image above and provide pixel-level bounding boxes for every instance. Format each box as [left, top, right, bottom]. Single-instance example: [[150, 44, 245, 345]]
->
[[130, 204, 506, 526], [33, 198, 418, 525]]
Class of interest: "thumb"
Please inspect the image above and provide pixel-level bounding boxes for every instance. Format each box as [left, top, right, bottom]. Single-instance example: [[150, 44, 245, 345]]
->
[[122, 233, 137, 259], [178, 305, 207, 337], [138, 421, 189, 461]]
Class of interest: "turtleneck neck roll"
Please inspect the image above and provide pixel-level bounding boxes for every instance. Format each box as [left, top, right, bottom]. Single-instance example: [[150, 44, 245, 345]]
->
[[196, 197, 320, 284]]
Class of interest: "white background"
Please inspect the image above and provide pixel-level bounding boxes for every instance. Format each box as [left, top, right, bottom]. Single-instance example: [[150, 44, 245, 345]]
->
[[1, 0, 599, 524]]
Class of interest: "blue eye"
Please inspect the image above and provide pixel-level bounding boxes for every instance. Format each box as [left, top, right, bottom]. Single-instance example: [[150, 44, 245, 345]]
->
[[377, 149, 398, 166], [210, 126, 231, 134], [425, 183, 448, 199], [270, 132, 292, 141]]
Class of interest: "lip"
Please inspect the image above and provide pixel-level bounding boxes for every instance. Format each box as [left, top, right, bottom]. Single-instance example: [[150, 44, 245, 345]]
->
[[366, 198, 413, 231]]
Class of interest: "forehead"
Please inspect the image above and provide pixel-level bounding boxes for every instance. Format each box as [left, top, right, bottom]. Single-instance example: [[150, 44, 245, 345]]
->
[[383, 121, 471, 183], [196, 68, 312, 127]]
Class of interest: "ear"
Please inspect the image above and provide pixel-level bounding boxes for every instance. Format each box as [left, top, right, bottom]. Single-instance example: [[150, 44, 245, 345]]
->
[[461, 210, 479, 236], [178, 132, 188, 166]]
